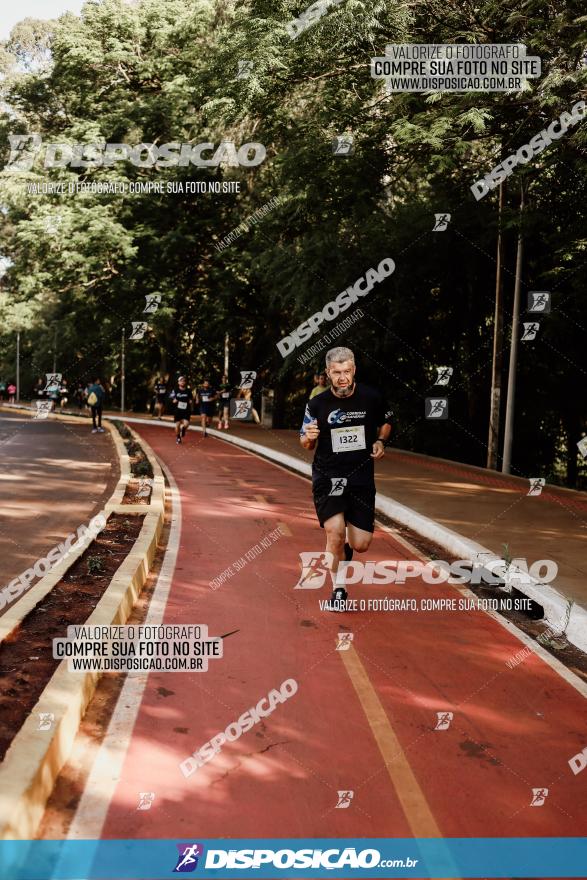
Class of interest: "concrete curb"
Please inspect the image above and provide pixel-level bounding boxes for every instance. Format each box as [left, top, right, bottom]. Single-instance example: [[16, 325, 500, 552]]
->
[[0, 420, 165, 840]]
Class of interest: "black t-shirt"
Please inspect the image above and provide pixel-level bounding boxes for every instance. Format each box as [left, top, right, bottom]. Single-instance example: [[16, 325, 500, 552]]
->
[[300, 383, 392, 489], [218, 383, 232, 402], [170, 387, 193, 414], [155, 382, 167, 398], [197, 386, 216, 404]]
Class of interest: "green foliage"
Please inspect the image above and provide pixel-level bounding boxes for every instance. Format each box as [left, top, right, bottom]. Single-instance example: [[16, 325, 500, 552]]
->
[[0, 0, 585, 484]]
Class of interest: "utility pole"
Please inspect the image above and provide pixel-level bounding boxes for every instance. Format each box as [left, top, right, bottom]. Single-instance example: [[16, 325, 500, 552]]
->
[[121, 328, 125, 412], [502, 184, 525, 474], [52, 325, 57, 373], [487, 182, 505, 470], [16, 331, 20, 402]]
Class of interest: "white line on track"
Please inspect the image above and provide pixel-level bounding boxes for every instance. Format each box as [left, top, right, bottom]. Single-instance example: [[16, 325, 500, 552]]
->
[[64, 459, 182, 841]]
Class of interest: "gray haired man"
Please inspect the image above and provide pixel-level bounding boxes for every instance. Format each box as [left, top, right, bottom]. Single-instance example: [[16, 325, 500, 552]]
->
[[300, 347, 393, 608]]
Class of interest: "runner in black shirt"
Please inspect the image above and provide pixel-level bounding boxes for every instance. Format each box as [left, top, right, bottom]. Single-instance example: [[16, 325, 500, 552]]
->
[[216, 375, 232, 430], [169, 376, 194, 444], [152, 377, 168, 419], [300, 347, 392, 607], [196, 379, 217, 438]]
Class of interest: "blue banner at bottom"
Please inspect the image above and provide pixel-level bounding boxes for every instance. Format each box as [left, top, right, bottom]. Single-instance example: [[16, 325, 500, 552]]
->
[[0, 838, 585, 879]]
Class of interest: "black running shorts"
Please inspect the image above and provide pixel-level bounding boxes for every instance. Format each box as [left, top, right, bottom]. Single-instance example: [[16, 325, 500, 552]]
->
[[313, 485, 375, 533], [174, 411, 191, 422]]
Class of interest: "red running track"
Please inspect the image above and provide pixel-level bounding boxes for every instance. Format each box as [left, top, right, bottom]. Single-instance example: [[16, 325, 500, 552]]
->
[[95, 426, 587, 842]]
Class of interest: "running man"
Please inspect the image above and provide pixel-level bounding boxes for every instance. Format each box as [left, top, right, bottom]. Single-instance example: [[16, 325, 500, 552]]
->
[[153, 376, 167, 419], [196, 379, 217, 437], [169, 376, 194, 444], [217, 374, 232, 429], [299, 347, 392, 607]]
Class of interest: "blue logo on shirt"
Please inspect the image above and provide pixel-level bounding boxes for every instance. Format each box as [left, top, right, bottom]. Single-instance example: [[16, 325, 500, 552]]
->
[[327, 409, 347, 425]]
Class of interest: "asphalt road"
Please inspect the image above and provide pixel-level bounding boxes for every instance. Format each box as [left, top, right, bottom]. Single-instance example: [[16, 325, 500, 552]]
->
[[0, 410, 118, 613]]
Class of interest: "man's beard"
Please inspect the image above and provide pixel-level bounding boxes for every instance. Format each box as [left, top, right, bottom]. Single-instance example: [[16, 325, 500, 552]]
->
[[333, 382, 354, 398]]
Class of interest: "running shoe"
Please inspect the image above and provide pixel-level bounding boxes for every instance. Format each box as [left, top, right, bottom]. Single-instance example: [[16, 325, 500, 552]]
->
[[176, 436, 182, 444], [97, 427, 105, 433], [92, 428, 98, 434], [344, 542, 353, 561], [327, 586, 348, 611]]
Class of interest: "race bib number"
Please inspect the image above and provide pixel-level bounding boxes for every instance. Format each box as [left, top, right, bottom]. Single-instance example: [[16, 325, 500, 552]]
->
[[331, 425, 366, 452], [177, 401, 188, 410], [201, 394, 210, 402]]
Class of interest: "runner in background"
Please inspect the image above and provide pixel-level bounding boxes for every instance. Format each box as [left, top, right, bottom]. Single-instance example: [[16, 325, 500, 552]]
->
[[217, 375, 232, 430], [60, 378, 69, 408], [47, 378, 61, 411], [169, 376, 194, 444], [153, 376, 167, 420], [310, 372, 328, 399], [0, 380, 6, 401], [74, 382, 86, 409], [87, 378, 106, 433], [7, 382, 16, 404], [196, 379, 217, 437], [299, 346, 393, 609]]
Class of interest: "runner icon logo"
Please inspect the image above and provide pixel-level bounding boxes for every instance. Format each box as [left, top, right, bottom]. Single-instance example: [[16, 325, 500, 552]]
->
[[332, 134, 354, 156], [528, 291, 551, 313], [578, 437, 587, 459], [530, 788, 548, 807], [137, 792, 155, 810], [129, 321, 148, 340], [335, 790, 354, 809], [521, 322, 539, 341], [425, 398, 448, 419], [336, 632, 354, 651], [435, 366, 453, 386], [294, 551, 334, 589], [38, 712, 54, 731], [44, 372, 62, 392], [239, 370, 256, 388], [144, 294, 161, 314], [232, 399, 252, 419], [174, 844, 204, 872], [329, 477, 347, 496], [35, 401, 53, 419], [527, 477, 545, 496], [434, 711, 453, 731], [432, 213, 451, 231]]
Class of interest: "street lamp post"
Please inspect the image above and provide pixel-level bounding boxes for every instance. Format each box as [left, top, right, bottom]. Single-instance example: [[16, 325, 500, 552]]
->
[[16, 330, 20, 402], [121, 328, 125, 412], [502, 184, 525, 474]]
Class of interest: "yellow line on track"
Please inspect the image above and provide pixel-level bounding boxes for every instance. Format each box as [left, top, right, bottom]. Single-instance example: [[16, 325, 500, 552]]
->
[[340, 645, 443, 838]]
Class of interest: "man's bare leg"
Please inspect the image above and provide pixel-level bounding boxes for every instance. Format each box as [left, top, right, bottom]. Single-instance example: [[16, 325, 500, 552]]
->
[[346, 523, 373, 554]]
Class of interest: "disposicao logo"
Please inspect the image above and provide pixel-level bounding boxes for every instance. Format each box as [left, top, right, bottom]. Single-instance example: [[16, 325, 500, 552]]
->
[[174, 843, 204, 872]]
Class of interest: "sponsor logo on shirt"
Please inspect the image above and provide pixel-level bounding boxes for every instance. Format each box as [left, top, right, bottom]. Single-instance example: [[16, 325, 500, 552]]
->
[[327, 409, 366, 425]]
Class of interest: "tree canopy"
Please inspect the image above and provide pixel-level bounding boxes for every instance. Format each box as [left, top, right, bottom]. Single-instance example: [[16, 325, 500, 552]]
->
[[0, 0, 585, 485]]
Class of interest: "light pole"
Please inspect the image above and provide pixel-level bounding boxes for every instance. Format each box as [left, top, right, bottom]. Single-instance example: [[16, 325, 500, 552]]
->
[[224, 333, 229, 375], [16, 330, 20, 402], [121, 328, 125, 412], [502, 184, 525, 474], [52, 325, 57, 374]]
